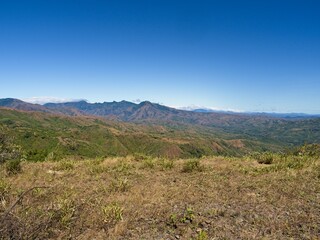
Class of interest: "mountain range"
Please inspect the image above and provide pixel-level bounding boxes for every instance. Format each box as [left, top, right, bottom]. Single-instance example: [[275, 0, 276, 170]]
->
[[0, 98, 319, 160]]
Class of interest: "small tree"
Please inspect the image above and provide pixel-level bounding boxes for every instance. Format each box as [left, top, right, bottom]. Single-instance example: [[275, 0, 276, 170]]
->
[[0, 132, 21, 163], [0, 129, 23, 174]]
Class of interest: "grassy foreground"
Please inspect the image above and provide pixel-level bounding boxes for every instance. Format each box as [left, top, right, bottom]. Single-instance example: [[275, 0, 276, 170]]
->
[[1, 155, 319, 239]]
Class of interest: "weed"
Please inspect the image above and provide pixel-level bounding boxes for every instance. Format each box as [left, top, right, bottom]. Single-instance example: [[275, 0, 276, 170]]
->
[[88, 164, 108, 175], [5, 159, 22, 175], [180, 206, 195, 223], [169, 213, 178, 226], [141, 157, 155, 169], [255, 152, 274, 164], [196, 229, 208, 240], [313, 164, 320, 179], [168, 206, 196, 227], [182, 159, 203, 173], [0, 179, 10, 201], [54, 197, 76, 227], [132, 153, 149, 161], [102, 202, 123, 223], [159, 158, 174, 170], [90, 157, 105, 165], [110, 177, 130, 192], [283, 157, 304, 169], [112, 160, 133, 174], [54, 161, 74, 171]]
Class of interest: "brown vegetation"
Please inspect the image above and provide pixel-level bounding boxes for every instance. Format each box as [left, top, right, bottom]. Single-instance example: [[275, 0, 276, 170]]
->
[[0, 155, 319, 239]]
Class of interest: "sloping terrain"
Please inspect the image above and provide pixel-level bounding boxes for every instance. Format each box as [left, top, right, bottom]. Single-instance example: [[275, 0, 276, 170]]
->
[[1, 98, 320, 149], [1, 154, 319, 239], [1, 108, 276, 160]]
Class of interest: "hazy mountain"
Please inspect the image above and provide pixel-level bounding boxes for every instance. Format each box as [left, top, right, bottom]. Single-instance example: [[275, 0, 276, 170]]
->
[[1, 98, 320, 160], [0, 98, 51, 113], [1, 98, 320, 149], [0, 108, 275, 160]]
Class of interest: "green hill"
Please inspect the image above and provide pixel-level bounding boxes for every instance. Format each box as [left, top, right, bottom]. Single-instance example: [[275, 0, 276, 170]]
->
[[0, 108, 292, 161]]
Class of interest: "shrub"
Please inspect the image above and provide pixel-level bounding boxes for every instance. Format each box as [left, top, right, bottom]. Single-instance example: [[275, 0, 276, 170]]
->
[[0, 131, 22, 164], [5, 159, 22, 175], [88, 164, 109, 175], [54, 161, 74, 171], [182, 159, 203, 173], [102, 202, 123, 223], [0, 180, 10, 199], [54, 197, 76, 227], [159, 158, 174, 170], [132, 153, 148, 161], [110, 177, 130, 192], [298, 144, 320, 157], [26, 149, 49, 162], [197, 230, 208, 240], [112, 160, 133, 174], [256, 152, 274, 164], [141, 158, 155, 169]]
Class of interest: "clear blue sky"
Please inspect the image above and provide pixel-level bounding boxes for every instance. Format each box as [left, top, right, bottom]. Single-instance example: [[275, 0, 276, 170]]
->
[[1, 0, 319, 113]]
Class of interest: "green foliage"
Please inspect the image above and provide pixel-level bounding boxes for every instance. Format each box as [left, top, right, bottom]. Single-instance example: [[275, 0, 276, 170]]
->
[[196, 230, 208, 240], [255, 152, 274, 164], [313, 164, 320, 179], [54, 197, 76, 227], [182, 159, 203, 173], [141, 157, 155, 169], [88, 164, 108, 175], [1, 108, 320, 161], [102, 202, 123, 223], [169, 213, 178, 226], [158, 158, 174, 170], [110, 177, 130, 192], [132, 153, 149, 161], [180, 144, 206, 158], [180, 206, 195, 223], [86, 158, 108, 175], [111, 160, 133, 174], [54, 161, 74, 171], [26, 149, 49, 162], [0, 130, 22, 164], [0, 179, 10, 199], [5, 159, 22, 175], [168, 206, 196, 228], [293, 144, 320, 157]]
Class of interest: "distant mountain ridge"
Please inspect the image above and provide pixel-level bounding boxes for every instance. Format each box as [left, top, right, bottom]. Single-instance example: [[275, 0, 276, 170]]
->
[[1, 98, 320, 159], [0, 98, 51, 113], [1, 98, 318, 120]]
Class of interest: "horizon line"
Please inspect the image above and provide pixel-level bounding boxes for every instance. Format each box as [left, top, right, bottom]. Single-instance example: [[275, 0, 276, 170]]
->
[[3, 96, 318, 116]]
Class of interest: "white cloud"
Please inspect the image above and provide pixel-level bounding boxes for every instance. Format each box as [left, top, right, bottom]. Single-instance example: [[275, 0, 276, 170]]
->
[[171, 105, 244, 113], [23, 97, 87, 105], [132, 99, 142, 103]]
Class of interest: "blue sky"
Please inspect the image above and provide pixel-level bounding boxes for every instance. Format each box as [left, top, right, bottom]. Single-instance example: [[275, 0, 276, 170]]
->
[[0, 0, 319, 113]]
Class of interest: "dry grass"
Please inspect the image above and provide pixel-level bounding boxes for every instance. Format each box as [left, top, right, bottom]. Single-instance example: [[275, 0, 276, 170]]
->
[[0, 155, 319, 239]]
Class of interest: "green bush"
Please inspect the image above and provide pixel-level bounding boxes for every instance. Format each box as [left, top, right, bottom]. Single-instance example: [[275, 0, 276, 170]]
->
[[0, 179, 10, 197], [293, 144, 320, 157], [5, 159, 22, 175], [26, 149, 49, 162], [182, 159, 203, 173], [0, 131, 22, 164], [132, 153, 149, 161], [54, 161, 74, 171], [159, 158, 174, 170], [141, 158, 155, 169], [197, 230, 208, 240], [255, 152, 274, 164], [102, 202, 123, 223]]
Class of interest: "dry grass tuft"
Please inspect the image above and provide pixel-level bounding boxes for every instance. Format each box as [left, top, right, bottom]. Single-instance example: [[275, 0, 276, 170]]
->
[[0, 155, 319, 239]]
